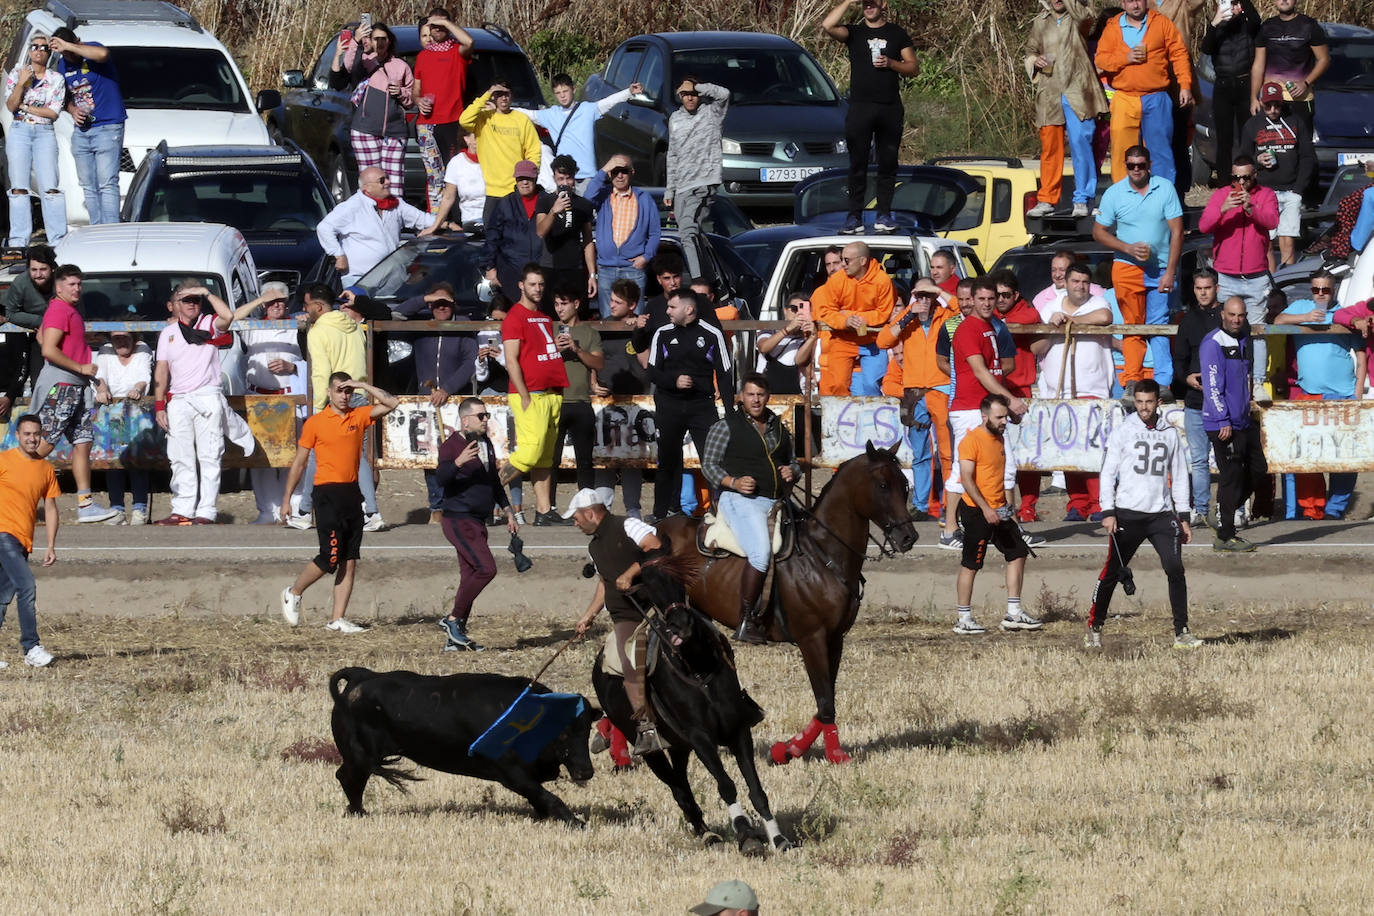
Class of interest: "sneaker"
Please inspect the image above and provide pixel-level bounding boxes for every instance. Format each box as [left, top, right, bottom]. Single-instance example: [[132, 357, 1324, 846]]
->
[[1213, 536, 1256, 553], [838, 214, 863, 235], [1064, 508, 1086, 522], [1234, 507, 1248, 530], [1021, 529, 1047, 548], [77, 501, 120, 524], [285, 512, 313, 530], [1071, 202, 1090, 218], [1016, 508, 1040, 523], [1173, 628, 1203, 649], [1088, 511, 1104, 523], [325, 618, 367, 633], [129, 507, 149, 526], [872, 212, 899, 234], [1027, 201, 1055, 217], [103, 508, 126, 526], [362, 513, 387, 532], [438, 616, 465, 643], [24, 645, 54, 667], [1189, 511, 1211, 529], [534, 510, 571, 526], [1251, 381, 1271, 404], [280, 587, 301, 627], [1000, 611, 1044, 631], [938, 531, 963, 551], [152, 514, 194, 526], [1083, 628, 1102, 649], [511, 510, 527, 527], [192, 517, 216, 525], [446, 632, 485, 652], [953, 616, 986, 635]]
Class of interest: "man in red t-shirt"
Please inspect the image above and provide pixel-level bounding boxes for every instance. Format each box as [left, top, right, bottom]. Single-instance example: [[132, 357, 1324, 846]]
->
[[992, 269, 1044, 521], [414, 9, 474, 210], [499, 264, 570, 524]]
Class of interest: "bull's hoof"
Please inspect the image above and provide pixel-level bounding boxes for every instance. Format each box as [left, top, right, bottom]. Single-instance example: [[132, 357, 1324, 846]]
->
[[701, 831, 726, 847], [768, 741, 795, 766], [739, 834, 767, 857], [344, 807, 367, 818], [824, 747, 853, 764]]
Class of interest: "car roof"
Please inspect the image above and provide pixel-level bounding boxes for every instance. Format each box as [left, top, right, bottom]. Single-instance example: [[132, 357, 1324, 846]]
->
[[1320, 23, 1374, 39], [353, 24, 526, 54], [56, 223, 245, 272], [638, 31, 804, 51], [25, 15, 229, 50]]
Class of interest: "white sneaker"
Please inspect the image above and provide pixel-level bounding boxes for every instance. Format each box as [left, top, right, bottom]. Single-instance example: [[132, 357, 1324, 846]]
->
[[104, 508, 126, 526], [1251, 381, 1271, 404], [1027, 201, 1055, 217], [1071, 202, 1090, 218], [326, 618, 367, 633], [362, 513, 387, 532], [286, 512, 313, 530], [1000, 611, 1044, 631], [77, 502, 119, 524], [1084, 628, 1102, 649], [24, 645, 54, 667], [953, 616, 986, 635], [129, 507, 149, 526], [512, 510, 527, 527], [280, 587, 301, 627]]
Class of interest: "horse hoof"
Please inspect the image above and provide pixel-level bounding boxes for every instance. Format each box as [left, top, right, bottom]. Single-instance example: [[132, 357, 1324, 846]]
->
[[739, 835, 767, 857], [774, 836, 795, 852], [702, 831, 725, 847], [825, 748, 853, 764], [769, 741, 793, 766]]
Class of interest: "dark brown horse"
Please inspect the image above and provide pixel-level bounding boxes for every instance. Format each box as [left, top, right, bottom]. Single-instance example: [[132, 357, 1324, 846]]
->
[[655, 441, 918, 764]]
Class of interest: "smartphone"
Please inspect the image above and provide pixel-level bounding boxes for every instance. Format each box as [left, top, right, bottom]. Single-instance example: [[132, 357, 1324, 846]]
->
[[557, 323, 571, 338], [558, 189, 570, 201], [477, 330, 501, 350], [358, 12, 373, 32]]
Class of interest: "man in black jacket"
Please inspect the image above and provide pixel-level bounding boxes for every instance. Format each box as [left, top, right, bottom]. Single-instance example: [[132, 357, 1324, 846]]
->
[[1, 246, 58, 397], [1200, 0, 1261, 186], [1171, 267, 1224, 527], [1241, 83, 1316, 265], [646, 290, 733, 521], [482, 160, 551, 305], [435, 397, 517, 651]]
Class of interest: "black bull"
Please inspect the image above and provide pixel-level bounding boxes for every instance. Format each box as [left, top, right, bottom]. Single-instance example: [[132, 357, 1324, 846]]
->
[[329, 668, 597, 824]]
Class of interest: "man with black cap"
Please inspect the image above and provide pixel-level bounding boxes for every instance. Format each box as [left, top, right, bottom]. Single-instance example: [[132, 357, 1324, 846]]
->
[[316, 166, 429, 286], [665, 76, 729, 282], [49, 26, 125, 225], [688, 880, 759, 916]]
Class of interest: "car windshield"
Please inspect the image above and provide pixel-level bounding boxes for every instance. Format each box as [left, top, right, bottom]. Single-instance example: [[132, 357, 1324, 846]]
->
[[79, 274, 228, 321], [144, 172, 332, 231], [116, 47, 249, 112], [357, 236, 486, 308], [1324, 38, 1374, 90], [672, 49, 837, 105]]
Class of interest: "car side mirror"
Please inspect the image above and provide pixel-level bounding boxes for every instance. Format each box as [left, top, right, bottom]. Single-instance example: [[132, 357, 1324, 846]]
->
[[282, 70, 306, 89], [256, 89, 282, 111], [629, 92, 656, 108]]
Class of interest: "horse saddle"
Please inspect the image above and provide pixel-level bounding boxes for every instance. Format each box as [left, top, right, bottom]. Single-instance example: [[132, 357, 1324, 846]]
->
[[601, 622, 661, 678], [697, 503, 793, 561]]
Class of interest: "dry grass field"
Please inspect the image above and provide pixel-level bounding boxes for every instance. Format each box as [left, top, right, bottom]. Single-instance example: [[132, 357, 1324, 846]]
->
[[4, 588, 1374, 914]]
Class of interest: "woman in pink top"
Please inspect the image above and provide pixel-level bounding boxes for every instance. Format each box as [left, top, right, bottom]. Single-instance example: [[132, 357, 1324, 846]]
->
[[340, 23, 413, 194]]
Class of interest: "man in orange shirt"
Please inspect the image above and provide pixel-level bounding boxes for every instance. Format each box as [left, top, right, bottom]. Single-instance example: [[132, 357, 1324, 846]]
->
[[954, 395, 1041, 635], [1094, 0, 1193, 185], [0, 414, 60, 667], [279, 373, 399, 633], [813, 241, 895, 396], [878, 279, 955, 519]]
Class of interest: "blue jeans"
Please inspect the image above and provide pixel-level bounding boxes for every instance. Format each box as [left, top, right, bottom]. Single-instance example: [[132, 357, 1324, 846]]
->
[[1145, 283, 1177, 388], [851, 343, 888, 396], [1218, 272, 1273, 383], [905, 398, 935, 511], [1061, 95, 1097, 204], [107, 468, 150, 512], [1183, 406, 1211, 516], [6, 121, 66, 246], [298, 393, 379, 515], [718, 490, 775, 573], [70, 121, 124, 225], [0, 533, 41, 652], [596, 264, 646, 318], [1139, 91, 1176, 185]]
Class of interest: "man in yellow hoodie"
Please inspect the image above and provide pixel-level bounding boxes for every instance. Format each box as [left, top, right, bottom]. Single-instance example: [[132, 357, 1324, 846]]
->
[[459, 82, 540, 228]]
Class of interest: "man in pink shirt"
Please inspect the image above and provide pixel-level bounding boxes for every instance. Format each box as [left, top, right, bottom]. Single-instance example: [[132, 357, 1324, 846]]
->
[[32, 264, 118, 523], [152, 281, 242, 525]]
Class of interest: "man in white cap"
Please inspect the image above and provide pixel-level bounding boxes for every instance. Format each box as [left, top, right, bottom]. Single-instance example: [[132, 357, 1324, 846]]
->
[[688, 880, 759, 916], [568, 486, 668, 757]]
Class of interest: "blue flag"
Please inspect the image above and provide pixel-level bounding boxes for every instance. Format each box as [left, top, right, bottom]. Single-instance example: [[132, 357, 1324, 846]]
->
[[469, 689, 588, 763]]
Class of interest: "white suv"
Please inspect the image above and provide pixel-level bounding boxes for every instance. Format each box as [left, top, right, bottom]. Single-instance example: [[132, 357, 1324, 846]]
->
[[1, 0, 276, 228]]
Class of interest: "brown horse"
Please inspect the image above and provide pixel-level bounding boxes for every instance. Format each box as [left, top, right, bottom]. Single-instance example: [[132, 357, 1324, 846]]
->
[[655, 441, 918, 764]]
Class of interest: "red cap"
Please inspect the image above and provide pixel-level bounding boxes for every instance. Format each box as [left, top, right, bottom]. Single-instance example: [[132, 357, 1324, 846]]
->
[[1259, 82, 1284, 103]]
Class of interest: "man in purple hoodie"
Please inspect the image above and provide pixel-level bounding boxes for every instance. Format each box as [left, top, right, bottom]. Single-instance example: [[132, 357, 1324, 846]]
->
[[1200, 296, 1266, 553]]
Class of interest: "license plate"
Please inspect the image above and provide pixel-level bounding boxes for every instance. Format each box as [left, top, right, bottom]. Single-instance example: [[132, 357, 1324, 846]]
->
[[1337, 152, 1372, 165], [759, 166, 823, 182]]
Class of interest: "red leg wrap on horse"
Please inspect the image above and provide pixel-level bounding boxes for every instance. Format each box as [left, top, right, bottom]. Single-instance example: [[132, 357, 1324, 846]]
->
[[609, 725, 631, 768], [821, 723, 852, 764]]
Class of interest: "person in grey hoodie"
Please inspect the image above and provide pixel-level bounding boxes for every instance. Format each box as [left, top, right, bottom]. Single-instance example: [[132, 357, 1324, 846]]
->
[[1200, 296, 1265, 552], [664, 78, 729, 282]]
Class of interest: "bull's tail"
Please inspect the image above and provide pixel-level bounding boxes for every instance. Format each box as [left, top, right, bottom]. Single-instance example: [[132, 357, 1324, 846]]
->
[[373, 756, 425, 792], [328, 667, 377, 704]]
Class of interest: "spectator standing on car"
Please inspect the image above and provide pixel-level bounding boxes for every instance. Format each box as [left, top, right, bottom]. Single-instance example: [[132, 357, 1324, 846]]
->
[[813, 241, 895, 396], [460, 83, 541, 226], [1249, 0, 1328, 124], [413, 11, 474, 210], [151, 283, 255, 526], [586, 155, 661, 318], [1201, 296, 1266, 552], [49, 27, 124, 226], [1272, 270, 1359, 520], [0, 413, 60, 668], [482, 160, 553, 303], [1199, 154, 1279, 404], [822, 0, 918, 235], [1171, 268, 1224, 527], [1241, 83, 1316, 269], [424, 128, 486, 233], [665, 77, 730, 282], [1093, 145, 1183, 400], [6, 33, 67, 247], [1093, 0, 1193, 185], [590, 279, 649, 518], [1201, 0, 1262, 185], [537, 155, 598, 310], [1025, 0, 1110, 219], [549, 288, 604, 513], [92, 331, 152, 526], [515, 77, 640, 187], [317, 167, 430, 286], [339, 22, 413, 194]]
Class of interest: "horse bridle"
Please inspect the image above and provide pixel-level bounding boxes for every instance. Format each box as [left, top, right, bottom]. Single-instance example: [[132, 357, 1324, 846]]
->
[[625, 592, 729, 688]]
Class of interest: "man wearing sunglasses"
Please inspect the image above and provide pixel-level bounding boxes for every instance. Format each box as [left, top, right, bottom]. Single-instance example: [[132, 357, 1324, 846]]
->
[[1241, 81, 1315, 269], [1199, 154, 1278, 404], [1273, 268, 1359, 520]]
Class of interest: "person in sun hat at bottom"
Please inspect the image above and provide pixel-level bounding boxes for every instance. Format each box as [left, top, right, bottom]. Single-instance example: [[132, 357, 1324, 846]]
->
[[688, 880, 759, 916]]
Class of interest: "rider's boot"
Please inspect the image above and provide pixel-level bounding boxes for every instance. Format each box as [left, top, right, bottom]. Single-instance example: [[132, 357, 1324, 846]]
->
[[625, 668, 668, 757], [733, 564, 771, 644]]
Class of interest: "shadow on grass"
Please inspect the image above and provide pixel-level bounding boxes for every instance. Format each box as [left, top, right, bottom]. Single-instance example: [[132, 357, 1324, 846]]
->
[[1258, 522, 1362, 545], [386, 797, 641, 826], [1204, 626, 1296, 645]]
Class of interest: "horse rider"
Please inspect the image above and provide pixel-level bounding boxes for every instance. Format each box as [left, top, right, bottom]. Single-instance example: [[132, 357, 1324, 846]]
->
[[701, 372, 801, 644], [569, 487, 670, 756]]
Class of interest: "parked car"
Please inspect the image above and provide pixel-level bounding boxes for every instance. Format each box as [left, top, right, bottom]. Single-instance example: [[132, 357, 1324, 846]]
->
[[54, 222, 262, 392], [924, 157, 1051, 266], [120, 142, 333, 292], [1193, 22, 1374, 190], [266, 25, 543, 204], [584, 31, 847, 208], [642, 187, 753, 237], [0, 1, 277, 229]]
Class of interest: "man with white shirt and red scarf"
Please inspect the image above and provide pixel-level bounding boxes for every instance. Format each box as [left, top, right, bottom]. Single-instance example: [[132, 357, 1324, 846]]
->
[[315, 166, 429, 286], [152, 281, 255, 525]]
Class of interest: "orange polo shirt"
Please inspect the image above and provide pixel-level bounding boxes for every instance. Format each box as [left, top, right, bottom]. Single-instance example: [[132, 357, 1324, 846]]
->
[[0, 448, 61, 553], [299, 406, 374, 485], [876, 301, 958, 390]]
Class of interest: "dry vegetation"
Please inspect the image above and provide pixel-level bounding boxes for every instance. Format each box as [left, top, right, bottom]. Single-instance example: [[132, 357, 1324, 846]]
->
[[4, 598, 1374, 912]]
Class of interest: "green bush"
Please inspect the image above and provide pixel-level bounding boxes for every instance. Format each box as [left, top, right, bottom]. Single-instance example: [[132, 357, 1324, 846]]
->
[[526, 29, 603, 83]]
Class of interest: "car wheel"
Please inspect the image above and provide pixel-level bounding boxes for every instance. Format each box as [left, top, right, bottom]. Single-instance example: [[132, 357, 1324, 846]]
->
[[328, 149, 355, 202], [1190, 139, 1213, 188]]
